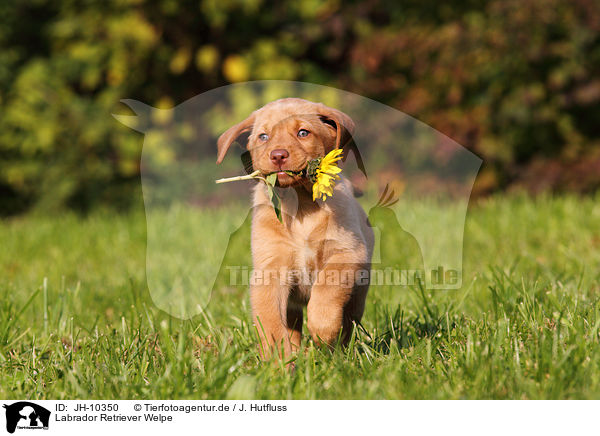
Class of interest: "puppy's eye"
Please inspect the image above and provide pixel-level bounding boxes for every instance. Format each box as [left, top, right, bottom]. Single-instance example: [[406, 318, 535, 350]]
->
[[258, 133, 269, 141], [297, 129, 310, 138]]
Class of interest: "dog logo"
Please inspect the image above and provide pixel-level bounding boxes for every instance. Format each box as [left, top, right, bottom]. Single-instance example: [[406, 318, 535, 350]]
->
[[114, 81, 482, 319], [3, 402, 50, 433]]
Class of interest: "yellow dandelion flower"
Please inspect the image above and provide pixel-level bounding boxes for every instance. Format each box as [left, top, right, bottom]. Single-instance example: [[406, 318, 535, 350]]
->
[[311, 149, 344, 201]]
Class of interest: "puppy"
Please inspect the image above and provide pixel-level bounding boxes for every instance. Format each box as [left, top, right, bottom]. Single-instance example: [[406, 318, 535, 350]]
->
[[217, 98, 374, 359]]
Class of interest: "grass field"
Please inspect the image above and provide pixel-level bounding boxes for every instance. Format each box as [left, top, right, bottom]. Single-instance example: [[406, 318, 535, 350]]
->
[[1, 193, 600, 399]]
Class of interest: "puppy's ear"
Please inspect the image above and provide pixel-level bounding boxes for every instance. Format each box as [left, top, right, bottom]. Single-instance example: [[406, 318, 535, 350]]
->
[[317, 106, 355, 151], [241, 150, 254, 174], [216, 113, 255, 164]]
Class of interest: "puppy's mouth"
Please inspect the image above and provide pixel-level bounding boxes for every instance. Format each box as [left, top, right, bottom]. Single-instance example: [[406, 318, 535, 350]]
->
[[260, 163, 308, 185], [273, 168, 304, 177], [274, 169, 304, 186]]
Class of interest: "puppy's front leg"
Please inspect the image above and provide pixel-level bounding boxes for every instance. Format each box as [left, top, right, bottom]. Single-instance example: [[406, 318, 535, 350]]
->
[[250, 276, 294, 360], [307, 253, 365, 347]]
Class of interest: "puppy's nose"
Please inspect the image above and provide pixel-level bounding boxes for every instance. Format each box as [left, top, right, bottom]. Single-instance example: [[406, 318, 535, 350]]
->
[[270, 149, 289, 166]]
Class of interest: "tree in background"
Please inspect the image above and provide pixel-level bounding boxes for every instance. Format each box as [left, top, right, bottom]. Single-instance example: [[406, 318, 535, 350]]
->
[[0, 0, 599, 214]]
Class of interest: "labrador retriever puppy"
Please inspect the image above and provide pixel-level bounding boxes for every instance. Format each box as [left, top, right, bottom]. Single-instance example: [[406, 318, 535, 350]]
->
[[217, 98, 374, 359]]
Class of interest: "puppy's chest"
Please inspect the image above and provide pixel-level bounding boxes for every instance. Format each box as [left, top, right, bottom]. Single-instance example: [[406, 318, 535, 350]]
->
[[287, 216, 327, 268], [276, 219, 322, 302]]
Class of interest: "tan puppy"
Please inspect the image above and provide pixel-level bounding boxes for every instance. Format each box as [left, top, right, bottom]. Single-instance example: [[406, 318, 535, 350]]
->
[[217, 98, 374, 359]]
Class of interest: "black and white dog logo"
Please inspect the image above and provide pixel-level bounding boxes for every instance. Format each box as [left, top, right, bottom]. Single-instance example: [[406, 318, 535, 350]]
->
[[3, 402, 50, 433]]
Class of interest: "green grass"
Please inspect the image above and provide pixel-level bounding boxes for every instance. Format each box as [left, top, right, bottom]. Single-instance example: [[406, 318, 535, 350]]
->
[[1, 193, 600, 399]]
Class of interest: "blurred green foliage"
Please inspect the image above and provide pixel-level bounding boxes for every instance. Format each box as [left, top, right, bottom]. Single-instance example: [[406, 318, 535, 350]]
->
[[0, 0, 599, 214]]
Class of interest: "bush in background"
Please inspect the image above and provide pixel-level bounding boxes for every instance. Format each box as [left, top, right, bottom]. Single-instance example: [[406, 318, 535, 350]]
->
[[0, 0, 599, 214]]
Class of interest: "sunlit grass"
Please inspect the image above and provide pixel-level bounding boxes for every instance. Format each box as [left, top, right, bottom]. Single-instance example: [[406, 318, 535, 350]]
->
[[1, 193, 600, 399]]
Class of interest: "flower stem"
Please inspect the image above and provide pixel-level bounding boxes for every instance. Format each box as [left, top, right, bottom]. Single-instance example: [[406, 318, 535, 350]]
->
[[215, 170, 262, 184]]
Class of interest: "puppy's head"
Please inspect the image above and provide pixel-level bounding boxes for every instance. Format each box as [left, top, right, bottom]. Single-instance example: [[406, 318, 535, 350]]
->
[[217, 98, 354, 187]]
